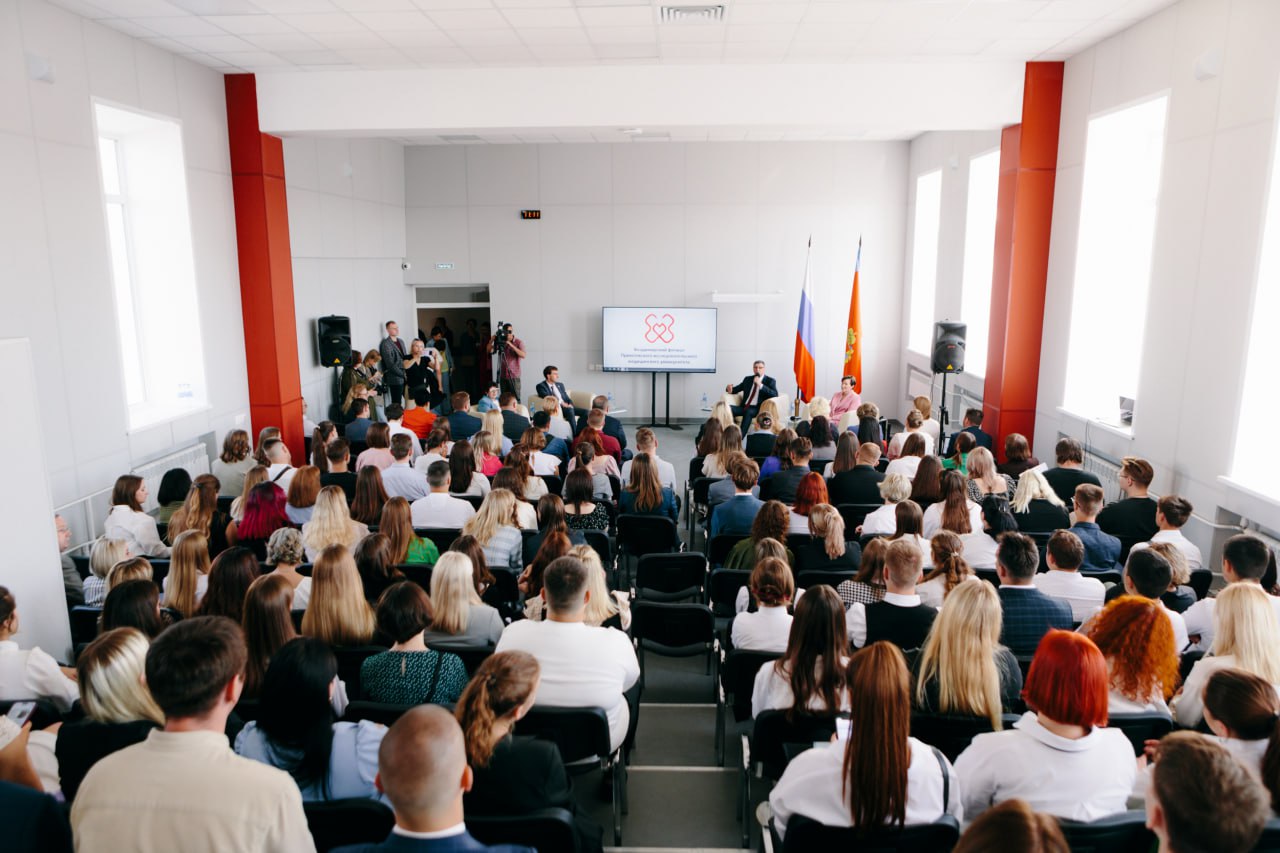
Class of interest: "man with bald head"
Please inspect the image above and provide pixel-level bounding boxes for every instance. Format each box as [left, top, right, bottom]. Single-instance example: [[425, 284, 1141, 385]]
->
[[333, 705, 531, 852]]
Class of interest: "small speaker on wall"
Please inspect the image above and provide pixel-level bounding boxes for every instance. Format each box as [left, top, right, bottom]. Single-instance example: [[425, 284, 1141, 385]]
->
[[931, 322, 967, 374], [316, 316, 351, 367]]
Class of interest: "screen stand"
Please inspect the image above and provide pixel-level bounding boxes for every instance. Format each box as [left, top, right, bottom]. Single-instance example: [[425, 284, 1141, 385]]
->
[[649, 372, 683, 431]]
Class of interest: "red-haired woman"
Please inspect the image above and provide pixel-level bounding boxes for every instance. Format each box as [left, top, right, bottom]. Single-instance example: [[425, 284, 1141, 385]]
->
[[787, 472, 829, 536], [1085, 595, 1179, 715], [954, 631, 1136, 822], [769, 642, 961, 839], [228, 482, 293, 561]]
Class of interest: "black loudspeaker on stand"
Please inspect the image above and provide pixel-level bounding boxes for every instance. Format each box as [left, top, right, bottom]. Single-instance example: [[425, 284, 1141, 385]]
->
[[931, 321, 967, 453], [317, 316, 352, 366]]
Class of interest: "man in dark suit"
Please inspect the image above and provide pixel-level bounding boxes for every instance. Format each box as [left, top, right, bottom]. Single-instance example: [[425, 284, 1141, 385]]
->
[[535, 365, 578, 421], [827, 442, 886, 505], [944, 408, 994, 456], [996, 532, 1073, 657], [710, 457, 764, 537], [498, 394, 531, 443], [575, 395, 629, 459], [445, 392, 483, 441], [332, 705, 531, 853], [725, 359, 778, 429], [380, 320, 407, 407]]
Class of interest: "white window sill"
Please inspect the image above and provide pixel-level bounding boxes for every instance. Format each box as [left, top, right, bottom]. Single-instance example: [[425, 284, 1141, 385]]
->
[[1217, 476, 1280, 530], [1055, 407, 1135, 440], [126, 400, 211, 435]]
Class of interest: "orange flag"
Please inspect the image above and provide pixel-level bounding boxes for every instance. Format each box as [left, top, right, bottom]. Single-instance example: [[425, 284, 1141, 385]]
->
[[842, 238, 863, 388]]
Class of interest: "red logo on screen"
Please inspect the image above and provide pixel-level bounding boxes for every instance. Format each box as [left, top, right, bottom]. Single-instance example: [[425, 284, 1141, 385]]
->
[[644, 313, 675, 344]]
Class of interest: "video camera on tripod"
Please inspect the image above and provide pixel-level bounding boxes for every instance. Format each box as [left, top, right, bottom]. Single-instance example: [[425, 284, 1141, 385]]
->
[[493, 322, 512, 355]]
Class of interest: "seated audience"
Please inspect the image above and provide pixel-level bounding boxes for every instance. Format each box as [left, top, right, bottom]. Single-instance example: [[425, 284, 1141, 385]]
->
[[757, 428, 796, 481], [265, 527, 311, 610], [423, 553, 505, 648], [410, 461, 478, 530], [565, 443, 613, 501], [1201, 669, 1280, 803], [1085, 595, 1177, 715], [521, 495, 585, 564], [805, 415, 838, 462], [380, 435, 428, 502], [1173, 583, 1280, 728], [1128, 495, 1203, 571], [105, 557, 153, 593], [155, 468, 192, 525], [703, 425, 742, 478], [1069, 483, 1121, 569], [922, 471, 982, 539], [213, 429, 256, 498], [377, 498, 435, 567], [303, 486, 371, 561], [787, 473, 828, 535], [167, 473, 232, 558], [262, 438, 297, 494], [1146, 731, 1270, 853], [695, 416, 724, 459], [1042, 437, 1101, 505], [502, 447, 547, 503], [70, 617, 312, 852], [284, 465, 321, 526], [518, 429, 559, 476], [360, 583, 467, 706], [621, 428, 677, 490], [951, 798, 1071, 853], [1032, 530, 1104, 621], [724, 502, 793, 570], [914, 579, 1022, 721], [447, 441, 491, 499], [55, 628, 163, 803], [944, 407, 993, 456], [966, 447, 1014, 503], [620, 453, 678, 521], [1100, 549, 1189, 652], [770, 642, 962, 840], [997, 433, 1040, 480], [471, 430, 504, 478], [856, 402, 884, 449], [242, 574, 298, 700], [236, 637, 384, 801], [752, 586, 849, 718], [1184, 535, 1280, 652], [1009, 470, 1070, 533], [311, 421, 337, 474], [745, 413, 780, 458], [253, 426, 282, 467], [491, 468, 538, 530], [519, 530, 573, 621], [571, 545, 630, 631], [344, 398, 374, 443], [995, 533, 1072, 657], [354, 534, 404, 604], [495, 556, 640, 750], [413, 428, 452, 475], [887, 409, 935, 459], [0, 584, 78, 712], [562, 469, 610, 532], [449, 536, 498, 599], [884, 433, 928, 480], [463, 490, 525, 570], [886, 500, 931, 566], [83, 537, 128, 607], [709, 456, 764, 538], [908, 454, 945, 513], [481, 410, 514, 457], [847, 539, 936, 651], [796, 504, 861, 572], [826, 437, 884, 504], [302, 546, 377, 647], [162, 530, 210, 618], [197, 547, 259, 622], [1149, 541, 1195, 614], [229, 481, 292, 561], [837, 538, 889, 607], [731, 558, 795, 653], [403, 387, 438, 439], [356, 424, 396, 472], [573, 409, 621, 464], [769, 438, 813, 505], [860, 473, 912, 536], [321, 440, 358, 500], [103, 474, 171, 558], [1096, 456, 1159, 546], [102, 579, 165, 638], [944, 431, 976, 474], [917, 530, 977, 608], [955, 630, 1135, 821]]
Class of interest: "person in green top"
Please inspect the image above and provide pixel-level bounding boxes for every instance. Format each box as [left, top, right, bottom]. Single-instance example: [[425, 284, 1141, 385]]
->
[[722, 500, 795, 570], [360, 581, 468, 706], [380, 497, 439, 566], [942, 430, 975, 475]]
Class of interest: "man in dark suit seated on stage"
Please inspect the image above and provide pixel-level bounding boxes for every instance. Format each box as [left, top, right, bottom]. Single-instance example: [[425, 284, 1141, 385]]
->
[[995, 532, 1072, 657], [333, 704, 531, 853], [725, 360, 777, 430], [445, 392, 483, 442], [535, 366, 578, 421], [575, 396, 629, 460], [944, 407, 995, 456]]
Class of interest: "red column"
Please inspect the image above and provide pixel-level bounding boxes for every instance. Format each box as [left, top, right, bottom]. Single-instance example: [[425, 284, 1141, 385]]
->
[[225, 74, 304, 463], [982, 62, 1063, 460]]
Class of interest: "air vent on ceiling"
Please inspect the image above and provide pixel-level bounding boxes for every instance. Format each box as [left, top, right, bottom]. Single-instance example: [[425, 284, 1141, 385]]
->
[[440, 134, 482, 143], [660, 5, 724, 24]]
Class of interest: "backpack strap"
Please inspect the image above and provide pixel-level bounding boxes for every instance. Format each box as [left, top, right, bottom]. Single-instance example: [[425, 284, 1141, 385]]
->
[[930, 745, 950, 811]]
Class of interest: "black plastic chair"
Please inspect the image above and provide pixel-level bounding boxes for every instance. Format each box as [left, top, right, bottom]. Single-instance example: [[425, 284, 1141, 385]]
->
[[717, 649, 781, 767], [630, 601, 718, 699], [515, 706, 626, 846], [707, 533, 747, 567], [461, 494, 484, 511], [708, 569, 752, 620], [1107, 712, 1173, 757], [689, 476, 720, 534], [795, 569, 857, 590], [467, 808, 578, 853], [1188, 568, 1213, 600], [539, 474, 563, 496], [396, 563, 433, 590], [232, 698, 261, 723], [216, 495, 234, 515], [332, 645, 389, 700], [304, 798, 395, 853], [1081, 569, 1123, 586], [743, 710, 838, 847], [69, 606, 101, 646], [445, 644, 495, 676], [1253, 817, 1280, 852], [1056, 810, 1154, 853], [582, 529, 612, 573], [341, 700, 417, 726], [837, 502, 881, 533], [148, 559, 171, 589], [70, 555, 91, 580], [684, 456, 706, 521], [482, 568, 521, 621], [909, 713, 1019, 763], [414, 527, 461, 553], [635, 552, 707, 601], [777, 814, 961, 853], [616, 514, 681, 586], [807, 459, 829, 474]]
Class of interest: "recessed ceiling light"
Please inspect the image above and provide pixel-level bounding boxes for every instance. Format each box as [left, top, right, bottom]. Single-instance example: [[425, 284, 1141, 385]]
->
[[620, 127, 644, 135]]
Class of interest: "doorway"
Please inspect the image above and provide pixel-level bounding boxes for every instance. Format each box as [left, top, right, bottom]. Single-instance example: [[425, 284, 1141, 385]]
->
[[413, 285, 491, 399]]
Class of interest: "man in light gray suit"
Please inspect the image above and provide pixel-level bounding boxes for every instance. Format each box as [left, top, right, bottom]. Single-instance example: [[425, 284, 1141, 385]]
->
[[380, 320, 406, 407]]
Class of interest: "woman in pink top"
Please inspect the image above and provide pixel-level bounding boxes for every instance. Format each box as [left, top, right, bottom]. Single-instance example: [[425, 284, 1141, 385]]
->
[[829, 376, 862, 422]]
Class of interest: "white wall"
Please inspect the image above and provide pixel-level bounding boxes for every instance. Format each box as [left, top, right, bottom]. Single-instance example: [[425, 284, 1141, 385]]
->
[[0, 0, 248, 533], [282, 137, 407, 419], [1036, 0, 1280, 549], [398, 141, 908, 419]]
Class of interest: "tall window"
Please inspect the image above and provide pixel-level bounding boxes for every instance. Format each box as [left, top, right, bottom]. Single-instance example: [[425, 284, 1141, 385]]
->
[[95, 103, 208, 431], [1232, 111, 1280, 498], [907, 169, 942, 354], [1063, 95, 1169, 424], [960, 149, 1000, 379]]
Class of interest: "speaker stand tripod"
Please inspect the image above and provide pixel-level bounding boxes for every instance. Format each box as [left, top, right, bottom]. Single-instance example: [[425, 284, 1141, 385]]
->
[[937, 369, 951, 455]]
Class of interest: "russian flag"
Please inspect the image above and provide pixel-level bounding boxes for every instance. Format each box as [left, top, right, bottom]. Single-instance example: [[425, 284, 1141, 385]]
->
[[793, 237, 816, 404]]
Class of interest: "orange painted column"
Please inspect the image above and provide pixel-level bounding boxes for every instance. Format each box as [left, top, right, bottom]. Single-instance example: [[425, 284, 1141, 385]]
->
[[225, 74, 304, 464], [982, 62, 1063, 460]]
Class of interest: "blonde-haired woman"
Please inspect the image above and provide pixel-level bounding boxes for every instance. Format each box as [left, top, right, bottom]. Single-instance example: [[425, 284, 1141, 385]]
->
[[794, 504, 859, 572], [859, 473, 913, 536], [913, 395, 941, 448], [421, 552, 505, 648], [482, 409, 514, 456], [755, 398, 784, 435], [1173, 583, 1280, 727], [709, 400, 734, 430], [913, 579, 1022, 728], [462, 489, 524, 570], [703, 425, 743, 478], [55, 628, 164, 801], [301, 545, 376, 646], [301, 485, 370, 562], [84, 537, 129, 607], [163, 530, 210, 618], [472, 430, 504, 477], [1009, 469, 1071, 534], [541, 396, 574, 442], [966, 447, 1014, 503], [572, 544, 630, 631]]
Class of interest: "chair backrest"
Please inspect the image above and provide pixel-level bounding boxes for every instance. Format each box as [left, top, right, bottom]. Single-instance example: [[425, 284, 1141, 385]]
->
[[332, 645, 389, 700], [1107, 713, 1173, 757], [461, 494, 484, 511], [1081, 569, 1123, 586], [341, 700, 417, 726], [149, 559, 171, 589], [807, 459, 828, 474], [687, 456, 706, 485], [467, 808, 578, 853], [909, 713, 998, 763], [396, 563, 433, 590], [607, 474, 622, 503], [692, 476, 719, 505], [303, 798, 395, 853], [515, 705, 614, 763], [631, 601, 715, 655], [1056, 811, 1154, 853], [1254, 817, 1280, 853], [723, 650, 781, 723], [795, 570, 858, 590], [751, 710, 838, 781], [216, 495, 234, 514], [707, 534, 747, 567], [70, 555, 91, 580], [636, 552, 707, 600], [583, 529, 612, 568], [1188, 568, 1213, 600], [540, 474, 564, 496], [445, 644, 495, 676], [781, 814, 961, 853], [837, 503, 881, 532], [69, 606, 101, 645], [708, 569, 752, 618], [616, 514, 680, 556], [414, 527, 461, 553]]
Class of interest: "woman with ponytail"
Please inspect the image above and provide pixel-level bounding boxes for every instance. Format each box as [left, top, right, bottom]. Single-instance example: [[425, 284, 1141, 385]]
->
[[457, 651, 605, 853], [1202, 668, 1280, 809], [917, 531, 977, 608], [731, 557, 795, 653]]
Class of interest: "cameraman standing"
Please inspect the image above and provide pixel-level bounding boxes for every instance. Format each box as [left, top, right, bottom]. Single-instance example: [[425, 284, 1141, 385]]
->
[[487, 321, 527, 400]]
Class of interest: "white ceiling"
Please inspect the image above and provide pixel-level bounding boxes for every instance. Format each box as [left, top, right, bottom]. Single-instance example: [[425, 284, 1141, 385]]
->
[[53, 0, 1178, 74]]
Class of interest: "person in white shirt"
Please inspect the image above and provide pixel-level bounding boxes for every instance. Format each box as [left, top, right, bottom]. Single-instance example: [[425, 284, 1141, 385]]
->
[[1127, 495, 1202, 571], [860, 473, 912, 536], [103, 474, 172, 559], [620, 428, 678, 491], [1083, 595, 1177, 716], [886, 409, 936, 460], [1200, 668, 1280, 796], [410, 462, 478, 530], [731, 557, 794, 653], [495, 556, 639, 750], [1145, 731, 1271, 853], [0, 585, 79, 712], [381, 434, 429, 502], [922, 471, 982, 540], [846, 538, 936, 651], [263, 438, 297, 494], [1033, 530, 1105, 622], [71, 616, 314, 853], [519, 428, 561, 477], [384, 404, 422, 465], [1182, 534, 1280, 653], [413, 431, 450, 475], [955, 629, 1136, 823], [913, 396, 941, 450], [752, 586, 850, 718], [769, 641, 962, 839], [916, 531, 979, 609], [1084, 550, 1189, 653], [884, 433, 928, 481]]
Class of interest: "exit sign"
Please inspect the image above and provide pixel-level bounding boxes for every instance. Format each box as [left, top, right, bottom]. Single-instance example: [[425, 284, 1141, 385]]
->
[[520, 210, 541, 220]]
